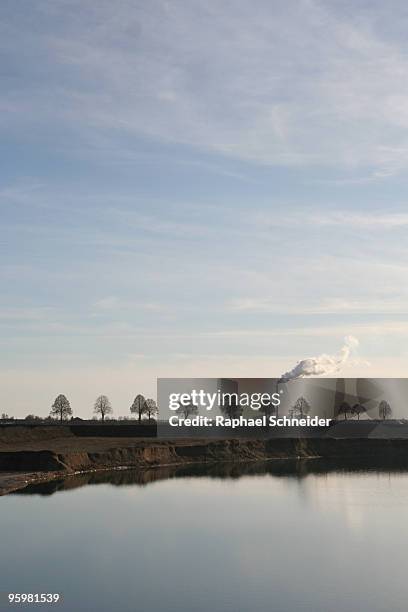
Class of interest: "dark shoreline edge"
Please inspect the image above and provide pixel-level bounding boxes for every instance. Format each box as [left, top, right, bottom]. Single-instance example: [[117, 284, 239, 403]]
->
[[0, 461, 204, 496], [3, 436, 408, 495]]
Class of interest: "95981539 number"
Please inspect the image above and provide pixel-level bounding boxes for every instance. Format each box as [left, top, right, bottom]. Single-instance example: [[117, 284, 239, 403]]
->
[[7, 594, 61, 604]]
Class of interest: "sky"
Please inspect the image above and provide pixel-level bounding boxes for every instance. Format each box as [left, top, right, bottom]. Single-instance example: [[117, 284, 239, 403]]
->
[[1, 0, 408, 417]]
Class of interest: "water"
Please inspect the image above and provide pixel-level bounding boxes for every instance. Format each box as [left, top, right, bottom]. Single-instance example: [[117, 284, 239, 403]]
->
[[1, 460, 408, 612]]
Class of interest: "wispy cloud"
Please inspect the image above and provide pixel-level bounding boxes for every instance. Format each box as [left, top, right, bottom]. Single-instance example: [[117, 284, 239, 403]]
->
[[2, 1, 408, 415], [253, 209, 408, 230], [229, 297, 408, 315], [93, 296, 165, 314], [4, 1, 408, 175]]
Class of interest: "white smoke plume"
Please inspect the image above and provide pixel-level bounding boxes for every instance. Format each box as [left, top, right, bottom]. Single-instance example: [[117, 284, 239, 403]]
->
[[279, 336, 360, 382]]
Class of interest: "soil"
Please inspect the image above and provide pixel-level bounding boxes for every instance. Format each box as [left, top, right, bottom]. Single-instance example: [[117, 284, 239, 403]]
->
[[2, 425, 408, 495]]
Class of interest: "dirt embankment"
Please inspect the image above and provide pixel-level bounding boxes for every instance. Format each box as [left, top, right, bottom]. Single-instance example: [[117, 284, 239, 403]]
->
[[0, 437, 271, 473], [0, 428, 273, 493], [2, 426, 408, 495]]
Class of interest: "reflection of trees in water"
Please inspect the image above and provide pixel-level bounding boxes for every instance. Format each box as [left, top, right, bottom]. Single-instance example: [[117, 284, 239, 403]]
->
[[14, 455, 408, 497]]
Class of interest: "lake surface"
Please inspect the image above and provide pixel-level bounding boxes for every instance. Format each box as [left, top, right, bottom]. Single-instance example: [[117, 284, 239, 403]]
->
[[2, 459, 408, 612]]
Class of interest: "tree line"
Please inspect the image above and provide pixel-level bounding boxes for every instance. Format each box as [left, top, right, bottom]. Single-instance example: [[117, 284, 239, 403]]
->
[[50, 393, 158, 422], [288, 397, 393, 420], [1, 395, 394, 422], [172, 395, 393, 420], [4, 393, 159, 423], [337, 399, 392, 420]]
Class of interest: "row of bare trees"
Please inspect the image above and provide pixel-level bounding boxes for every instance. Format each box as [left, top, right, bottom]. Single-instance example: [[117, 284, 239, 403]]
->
[[173, 394, 393, 422], [8, 394, 395, 423], [49, 393, 158, 422], [174, 396, 311, 419], [289, 397, 393, 420], [337, 399, 392, 420]]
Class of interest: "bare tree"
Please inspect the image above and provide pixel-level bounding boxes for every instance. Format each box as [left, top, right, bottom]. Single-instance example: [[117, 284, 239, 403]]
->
[[130, 394, 147, 423], [259, 401, 276, 419], [338, 401, 351, 420], [291, 396, 311, 418], [25, 414, 42, 422], [176, 400, 198, 419], [353, 403, 364, 420], [50, 394, 72, 422], [94, 395, 113, 422], [220, 395, 242, 419], [379, 400, 392, 420], [144, 398, 158, 421]]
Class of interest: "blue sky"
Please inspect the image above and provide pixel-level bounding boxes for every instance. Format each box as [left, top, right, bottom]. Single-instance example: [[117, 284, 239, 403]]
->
[[1, 0, 408, 416]]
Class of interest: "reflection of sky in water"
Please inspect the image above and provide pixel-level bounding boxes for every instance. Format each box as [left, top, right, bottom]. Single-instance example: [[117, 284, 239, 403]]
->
[[2, 468, 408, 612]]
